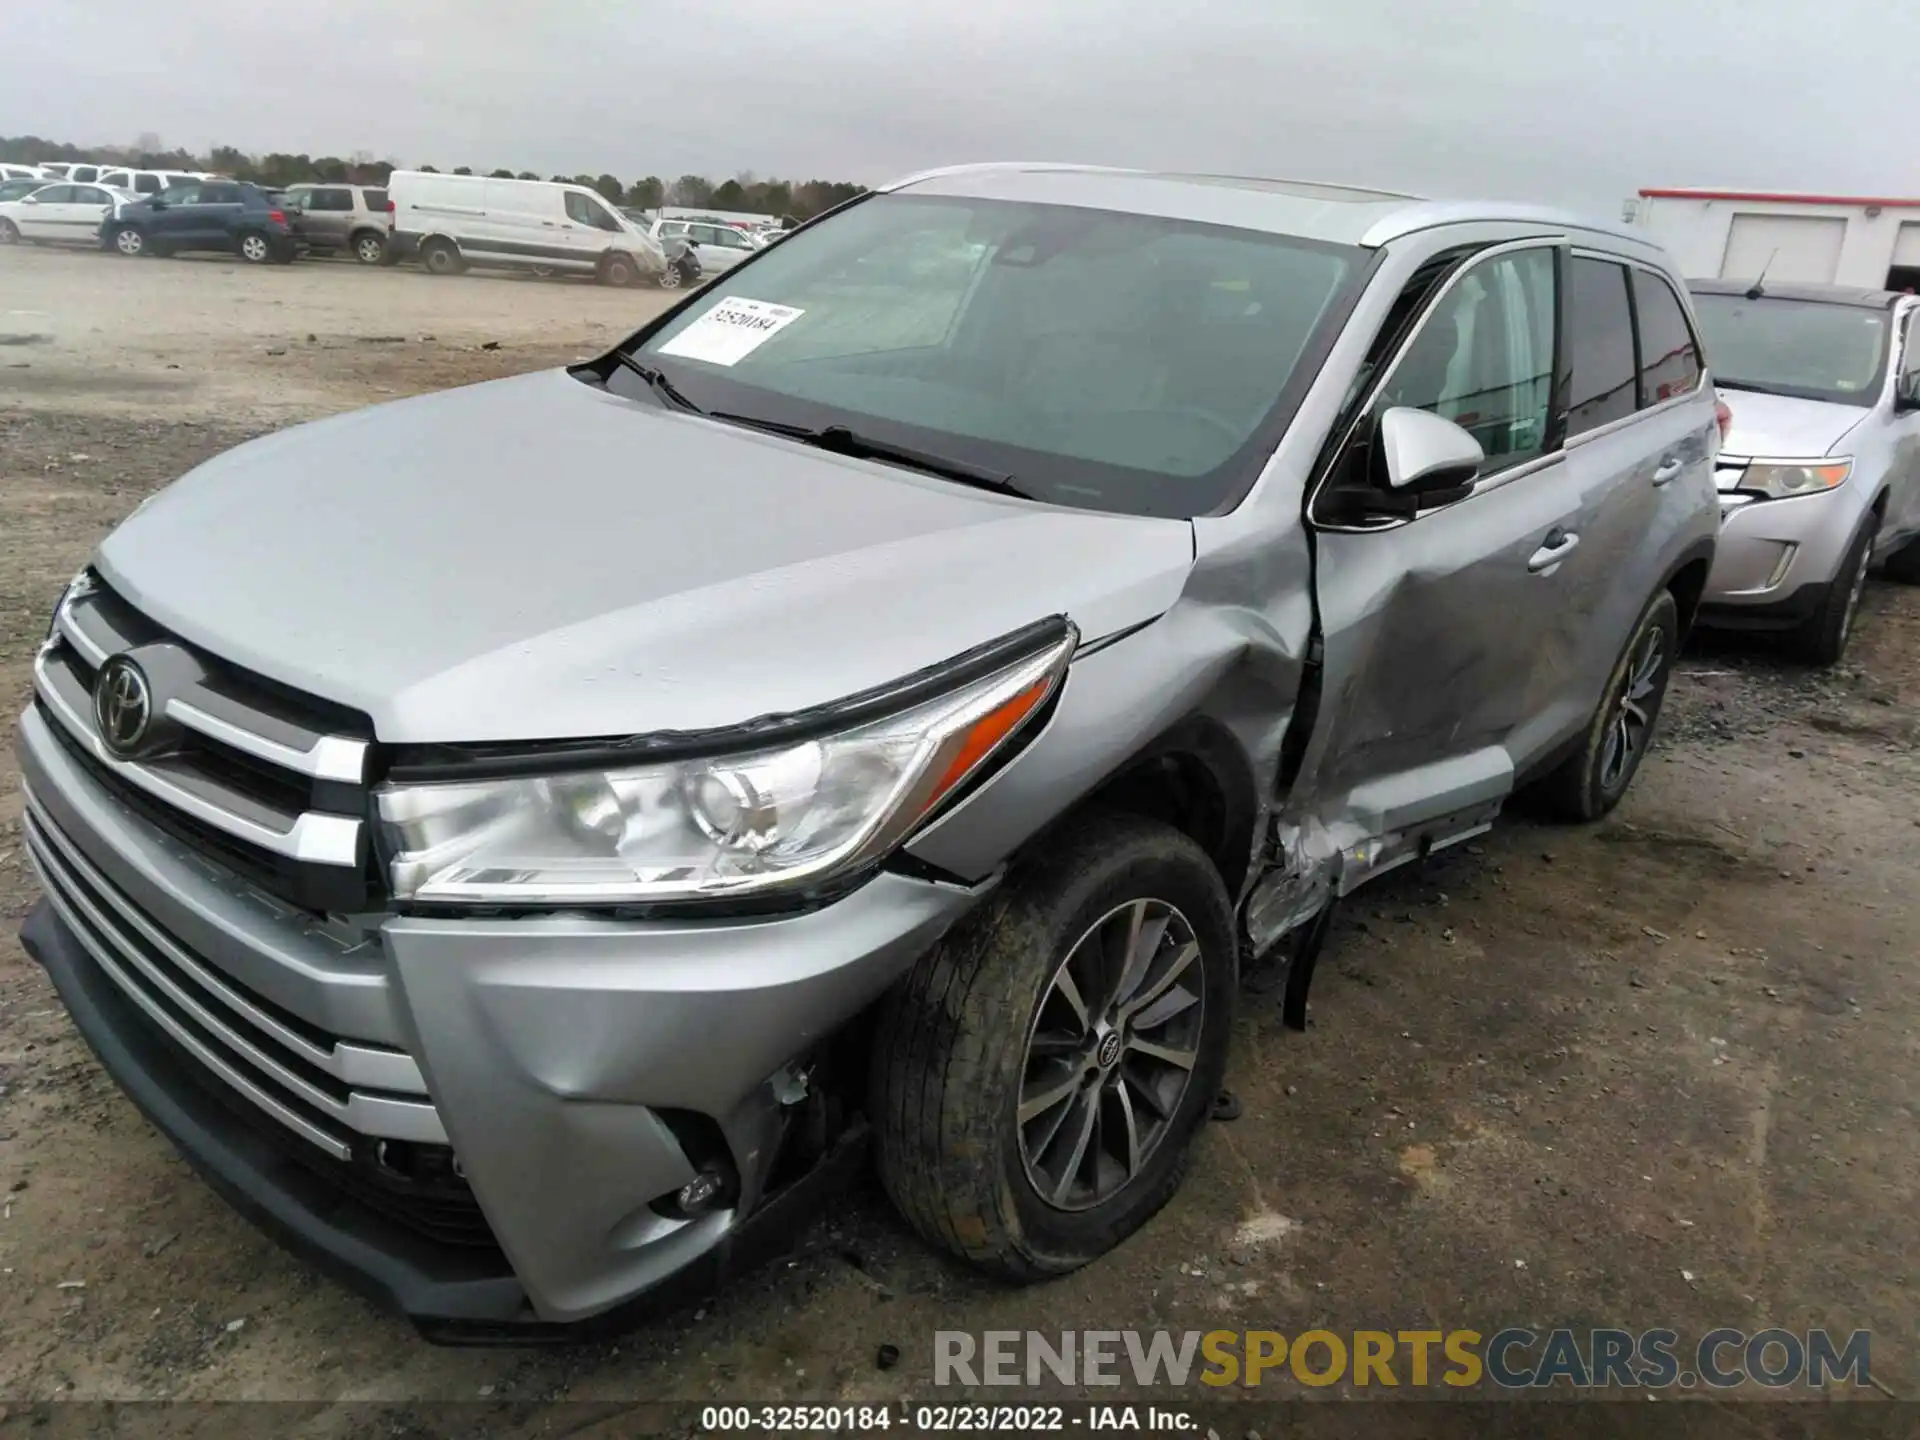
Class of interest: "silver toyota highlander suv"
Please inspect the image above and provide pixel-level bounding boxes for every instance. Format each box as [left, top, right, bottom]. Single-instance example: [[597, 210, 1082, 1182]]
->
[[1687, 280, 1920, 663], [16, 163, 1720, 1340]]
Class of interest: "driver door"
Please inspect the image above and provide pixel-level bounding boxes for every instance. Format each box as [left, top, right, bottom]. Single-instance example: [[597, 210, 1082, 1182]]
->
[[15, 184, 71, 239], [1307, 241, 1585, 858], [148, 183, 201, 243]]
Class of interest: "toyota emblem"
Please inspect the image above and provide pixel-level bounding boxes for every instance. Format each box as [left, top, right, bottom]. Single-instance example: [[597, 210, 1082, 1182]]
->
[[94, 656, 153, 758]]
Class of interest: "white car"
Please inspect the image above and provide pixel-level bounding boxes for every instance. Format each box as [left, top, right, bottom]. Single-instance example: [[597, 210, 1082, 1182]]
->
[[0, 182, 136, 246], [0, 163, 50, 183], [647, 217, 761, 272]]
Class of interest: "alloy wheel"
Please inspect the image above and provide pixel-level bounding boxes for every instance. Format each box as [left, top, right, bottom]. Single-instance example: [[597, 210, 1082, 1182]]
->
[[1599, 623, 1665, 792], [0, 220, 18, 245], [356, 235, 383, 264], [114, 228, 142, 256], [1018, 898, 1206, 1212], [240, 234, 269, 263]]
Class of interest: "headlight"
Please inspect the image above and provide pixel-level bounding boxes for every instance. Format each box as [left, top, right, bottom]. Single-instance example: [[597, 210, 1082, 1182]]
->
[[1739, 459, 1851, 500], [377, 624, 1077, 907]]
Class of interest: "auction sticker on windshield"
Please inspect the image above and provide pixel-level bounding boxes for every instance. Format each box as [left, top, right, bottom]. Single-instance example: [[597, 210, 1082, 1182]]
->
[[657, 297, 805, 366]]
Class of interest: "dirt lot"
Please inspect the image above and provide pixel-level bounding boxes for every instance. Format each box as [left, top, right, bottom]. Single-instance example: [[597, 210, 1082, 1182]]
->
[[2, 242, 1918, 1418]]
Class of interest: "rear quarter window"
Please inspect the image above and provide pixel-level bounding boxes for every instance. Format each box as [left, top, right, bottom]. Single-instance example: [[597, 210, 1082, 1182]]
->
[[1632, 270, 1704, 406]]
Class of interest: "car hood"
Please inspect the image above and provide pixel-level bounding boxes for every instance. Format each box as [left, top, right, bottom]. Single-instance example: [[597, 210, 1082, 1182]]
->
[[95, 369, 1197, 744], [1716, 386, 1872, 460]]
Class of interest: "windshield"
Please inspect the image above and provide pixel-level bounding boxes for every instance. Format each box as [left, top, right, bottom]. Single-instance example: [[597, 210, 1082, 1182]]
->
[[619, 193, 1365, 517], [1690, 292, 1892, 408]]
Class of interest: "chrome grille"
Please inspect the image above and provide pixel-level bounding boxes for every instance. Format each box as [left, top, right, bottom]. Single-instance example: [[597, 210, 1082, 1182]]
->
[[31, 573, 374, 912], [21, 790, 442, 1159]]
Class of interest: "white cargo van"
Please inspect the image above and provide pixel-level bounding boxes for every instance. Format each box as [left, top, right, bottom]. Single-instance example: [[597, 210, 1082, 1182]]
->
[[387, 171, 666, 286], [1636, 188, 1920, 291]]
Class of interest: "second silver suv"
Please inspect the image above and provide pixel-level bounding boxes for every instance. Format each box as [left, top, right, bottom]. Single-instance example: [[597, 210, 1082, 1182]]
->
[[17, 164, 1719, 1340], [283, 182, 391, 264]]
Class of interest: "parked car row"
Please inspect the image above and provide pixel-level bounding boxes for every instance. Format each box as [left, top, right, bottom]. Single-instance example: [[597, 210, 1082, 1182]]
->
[[0, 168, 715, 290]]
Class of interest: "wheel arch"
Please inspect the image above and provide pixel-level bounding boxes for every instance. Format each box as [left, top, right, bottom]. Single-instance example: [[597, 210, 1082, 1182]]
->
[[1021, 714, 1260, 897], [1660, 535, 1716, 641]]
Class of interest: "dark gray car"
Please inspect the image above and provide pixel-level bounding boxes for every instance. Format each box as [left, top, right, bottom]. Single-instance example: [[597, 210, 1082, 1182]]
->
[[16, 163, 1719, 1339]]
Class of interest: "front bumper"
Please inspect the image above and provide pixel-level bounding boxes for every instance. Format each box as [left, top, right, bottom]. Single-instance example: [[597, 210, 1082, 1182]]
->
[[15, 702, 980, 1334], [1698, 484, 1868, 626]]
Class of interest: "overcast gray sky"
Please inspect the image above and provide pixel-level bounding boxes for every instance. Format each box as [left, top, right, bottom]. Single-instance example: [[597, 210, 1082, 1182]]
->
[[4, 0, 1913, 213]]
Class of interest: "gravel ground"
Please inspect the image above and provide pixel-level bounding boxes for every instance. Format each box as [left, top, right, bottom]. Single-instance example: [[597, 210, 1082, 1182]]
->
[[1, 242, 1918, 1423]]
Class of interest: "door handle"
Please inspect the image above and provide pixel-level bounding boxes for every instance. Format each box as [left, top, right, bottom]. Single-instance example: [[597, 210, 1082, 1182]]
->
[[1652, 457, 1683, 486], [1528, 528, 1580, 573]]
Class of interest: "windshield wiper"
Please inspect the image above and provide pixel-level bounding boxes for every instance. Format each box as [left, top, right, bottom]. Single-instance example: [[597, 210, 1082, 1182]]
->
[[707, 411, 1030, 497], [610, 350, 704, 414]]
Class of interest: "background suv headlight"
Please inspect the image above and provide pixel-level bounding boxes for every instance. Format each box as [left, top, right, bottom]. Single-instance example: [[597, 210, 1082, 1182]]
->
[[376, 625, 1076, 908], [1739, 459, 1851, 500]]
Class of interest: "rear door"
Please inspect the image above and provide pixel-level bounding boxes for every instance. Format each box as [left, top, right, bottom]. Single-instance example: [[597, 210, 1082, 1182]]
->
[[191, 182, 245, 248], [1308, 239, 1585, 855], [300, 185, 355, 249], [58, 185, 118, 244]]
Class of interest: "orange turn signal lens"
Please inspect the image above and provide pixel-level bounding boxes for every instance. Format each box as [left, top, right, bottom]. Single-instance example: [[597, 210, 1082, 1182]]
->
[[922, 676, 1054, 815]]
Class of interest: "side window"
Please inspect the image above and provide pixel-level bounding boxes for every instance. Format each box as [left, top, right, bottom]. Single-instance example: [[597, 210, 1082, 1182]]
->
[[134, 174, 161, 194], [34, 186, 74, 204], [163, 185, 201, 206], [564, 192, 599, 226], [362, 188, 387, 210], [99, 171, 129, 188], [199, 184, 239, 205], [1376, 247, 1557, 473], [312, 188, 353, 212], [1566, 257, 1639, 436], [1631, 270, 1703, 406]]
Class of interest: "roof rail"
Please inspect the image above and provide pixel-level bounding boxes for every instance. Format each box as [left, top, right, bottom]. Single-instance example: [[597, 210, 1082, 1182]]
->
[[876, 161, 1140, 192], [1175, 172, 1423, 200]]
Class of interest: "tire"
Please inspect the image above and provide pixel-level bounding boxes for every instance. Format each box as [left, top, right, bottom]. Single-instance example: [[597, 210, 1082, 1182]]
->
[[657, 261, 685, 290], [420, 238, 464, 276], [1533, 589, 1680, 822], [1880, 531, 1920, 584], [601, 253, 639, 288], [110, 224, 144, 257], [0, 219, 17, 245], [352, 231, 386, 266], [1789, 513, 1877, 666], [871, 811, 1236, 1281], [237, 231, 273, 264]]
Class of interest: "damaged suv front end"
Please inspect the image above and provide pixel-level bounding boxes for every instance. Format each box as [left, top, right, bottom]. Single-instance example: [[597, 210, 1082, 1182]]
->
[[18, 163, 1717, 1338]]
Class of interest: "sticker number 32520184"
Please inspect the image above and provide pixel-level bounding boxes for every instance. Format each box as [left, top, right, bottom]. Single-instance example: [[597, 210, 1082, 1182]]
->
[[655, 296, 805, 367]]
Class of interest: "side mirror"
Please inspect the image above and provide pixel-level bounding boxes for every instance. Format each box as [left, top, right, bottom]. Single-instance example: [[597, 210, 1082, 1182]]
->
[[1377, 406, 1485, 499], [20, 196, 36, 205]]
